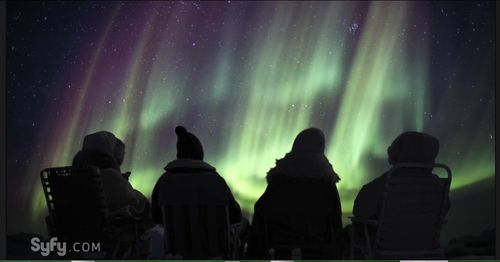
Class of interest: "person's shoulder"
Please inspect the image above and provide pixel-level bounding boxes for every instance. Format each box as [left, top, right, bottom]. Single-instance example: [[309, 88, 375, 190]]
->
[[155, 171, 169, 182], [253, 190, 270, 210], [164, 159, 216, 172], [100, 167, 124, 177], [100, 168, 134, 187], [361, 172, 388, 190]]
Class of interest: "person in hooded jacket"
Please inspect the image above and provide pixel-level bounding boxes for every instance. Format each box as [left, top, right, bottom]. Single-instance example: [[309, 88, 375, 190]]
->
[[72, 131, 154, 257], [151, 126, 248, 247], [348, 131, 451, 253], [245, 127, 343, 259]]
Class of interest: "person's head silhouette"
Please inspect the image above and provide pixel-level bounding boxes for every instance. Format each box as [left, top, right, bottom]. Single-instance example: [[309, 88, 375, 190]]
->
[[291, 127, 325, 154], [82, 131, 118, 157], [175, 126, 204, 160], [387, 131, 440, 165], [73, 130, 124, 170], [266, 127, 340, 184]]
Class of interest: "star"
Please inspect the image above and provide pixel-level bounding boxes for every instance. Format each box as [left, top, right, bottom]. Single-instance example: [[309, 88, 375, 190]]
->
[[349, 22, 359, 33]]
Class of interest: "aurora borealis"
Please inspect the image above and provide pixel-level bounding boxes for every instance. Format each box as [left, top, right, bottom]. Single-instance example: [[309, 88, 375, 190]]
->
[[7, 1, 495, 240]]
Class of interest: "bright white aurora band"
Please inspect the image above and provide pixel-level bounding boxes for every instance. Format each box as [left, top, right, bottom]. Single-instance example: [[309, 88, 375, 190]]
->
[[15, 1, 494, 233]]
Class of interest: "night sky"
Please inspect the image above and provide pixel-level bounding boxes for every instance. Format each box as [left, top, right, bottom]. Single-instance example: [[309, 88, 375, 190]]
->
[[7, 1, 495, 240]]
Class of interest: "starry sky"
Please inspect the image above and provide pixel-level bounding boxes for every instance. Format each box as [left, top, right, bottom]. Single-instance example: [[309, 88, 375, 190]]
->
[[6, 1, 495, 239]]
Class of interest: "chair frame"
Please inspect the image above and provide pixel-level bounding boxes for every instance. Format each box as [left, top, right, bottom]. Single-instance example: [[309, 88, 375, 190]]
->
[[40, 166, 142, 259], [350, 162, 452, 259], [263, 216, 338, 260], [160, 203, 237, 259]]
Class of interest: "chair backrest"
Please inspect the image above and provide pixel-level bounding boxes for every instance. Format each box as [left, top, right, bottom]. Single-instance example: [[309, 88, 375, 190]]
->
[[40, 166, 114, 246], [157, 173, 231, 259], [374, 163, 451, 258], [161, 204, 230, 259], [261, 176, 341, 259], [264, 216, 336, 259]]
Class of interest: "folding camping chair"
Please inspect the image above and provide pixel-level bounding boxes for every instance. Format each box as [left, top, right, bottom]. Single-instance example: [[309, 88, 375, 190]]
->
[[263, 216, 338, 260], [40, 166, 142, 258], [260, 177, 343, 259], [157, 173, 240, 259], [350, 163, 452, 259]]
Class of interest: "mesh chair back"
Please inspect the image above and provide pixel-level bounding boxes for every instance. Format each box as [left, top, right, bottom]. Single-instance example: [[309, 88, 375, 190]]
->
[[262, 176, 341, 259], [375, 163, 451, 257], [265, 216, 336, 259], [40, 166, 113, 245], [157, 173, 231, 259], [161, 204, 230, 259]]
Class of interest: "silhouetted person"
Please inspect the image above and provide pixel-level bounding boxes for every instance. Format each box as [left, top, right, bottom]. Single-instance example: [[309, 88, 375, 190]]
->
[[151, 126, 243, 225], [72, 131, 154, 256], [246, 127, 343, 259], [349, 131, 451, 252]]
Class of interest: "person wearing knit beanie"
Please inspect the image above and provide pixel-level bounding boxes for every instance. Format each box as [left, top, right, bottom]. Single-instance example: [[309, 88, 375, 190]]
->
[[175, 126, 204, 160], [151, 126, 244, 236]]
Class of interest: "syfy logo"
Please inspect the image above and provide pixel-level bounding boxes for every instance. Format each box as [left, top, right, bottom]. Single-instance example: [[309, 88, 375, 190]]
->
[[30, 237, 100, 257]]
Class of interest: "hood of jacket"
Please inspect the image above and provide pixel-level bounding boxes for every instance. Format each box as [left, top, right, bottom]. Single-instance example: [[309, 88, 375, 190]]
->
[[82, 131, 124, 166], [388, 131, 439, 165], [164, 158, 216, 173], [266, 152, 340, 184]]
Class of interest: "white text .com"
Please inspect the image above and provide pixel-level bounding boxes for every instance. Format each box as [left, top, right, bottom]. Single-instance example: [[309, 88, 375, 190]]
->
[[30, 237, 101, 257]]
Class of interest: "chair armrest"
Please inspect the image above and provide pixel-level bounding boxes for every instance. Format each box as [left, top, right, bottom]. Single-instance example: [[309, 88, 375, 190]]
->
[[349, 216, 379, 226], [45, 215, 56, 237], [229, 222, 242, 229], [109, 205, 145, 221]]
